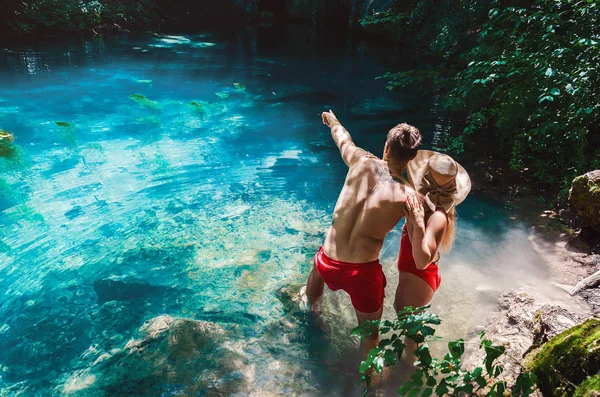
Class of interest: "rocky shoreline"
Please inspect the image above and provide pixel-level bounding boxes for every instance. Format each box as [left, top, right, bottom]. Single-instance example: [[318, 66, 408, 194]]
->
[[460, 191, 600, 394]]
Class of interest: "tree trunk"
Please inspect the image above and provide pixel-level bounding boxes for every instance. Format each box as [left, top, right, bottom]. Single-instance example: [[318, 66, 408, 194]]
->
[[570, 270, 600, 295]]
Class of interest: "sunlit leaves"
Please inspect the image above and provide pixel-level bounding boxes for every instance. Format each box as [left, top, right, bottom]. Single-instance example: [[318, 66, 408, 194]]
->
[[354, 307, 536, 396]]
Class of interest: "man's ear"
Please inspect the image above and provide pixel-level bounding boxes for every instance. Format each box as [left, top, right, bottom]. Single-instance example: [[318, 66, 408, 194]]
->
[[384, 143, 389, 154]]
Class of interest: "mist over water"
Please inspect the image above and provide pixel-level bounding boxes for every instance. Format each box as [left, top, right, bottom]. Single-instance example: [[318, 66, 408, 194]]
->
[[0, 26, 554, 395]]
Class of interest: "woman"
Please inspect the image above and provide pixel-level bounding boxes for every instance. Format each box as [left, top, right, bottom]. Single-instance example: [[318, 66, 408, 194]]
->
[[394, 150, 471, 364]]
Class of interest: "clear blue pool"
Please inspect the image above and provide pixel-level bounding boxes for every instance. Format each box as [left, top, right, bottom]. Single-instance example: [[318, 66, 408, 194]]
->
[[0, 26, 549, 396]]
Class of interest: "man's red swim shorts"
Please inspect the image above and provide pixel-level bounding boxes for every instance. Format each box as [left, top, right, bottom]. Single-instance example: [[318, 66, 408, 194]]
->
[[314, 247, 386, 313]]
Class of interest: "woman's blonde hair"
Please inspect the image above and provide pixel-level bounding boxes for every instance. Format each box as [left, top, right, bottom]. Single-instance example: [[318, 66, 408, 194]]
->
[[424, 205, 456, 253], [440, 208, 456, 253]]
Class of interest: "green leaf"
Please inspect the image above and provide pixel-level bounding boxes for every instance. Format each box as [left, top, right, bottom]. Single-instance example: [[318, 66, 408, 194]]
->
[[373, 356, 385, 373], [359, 360, 371, 373], [410, 372, 424, 387], [407, 389, 420, 397], [384, 349, 397, 366], [426, 376, 436, 387], [493, 365, 504, 377], [435, 379, 450, 395], [549, 88, 561, 96], [416, 344, 433, 367], [448, 339, 465, 359], [398, 384, 413, 395], [475, 375, 488, 389], [538, 95, 554, 103], [420, 388, 433, 397]]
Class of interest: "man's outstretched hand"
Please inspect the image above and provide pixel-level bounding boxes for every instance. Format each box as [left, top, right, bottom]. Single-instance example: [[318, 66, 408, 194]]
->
[[322, 110, 340, 127]]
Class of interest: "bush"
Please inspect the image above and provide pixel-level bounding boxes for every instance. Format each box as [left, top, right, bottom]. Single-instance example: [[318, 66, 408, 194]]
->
[[449, 1, 600, 195], [353, 306, 537, 396], [2, 0, 158, 34], [367, 0, 600, 198]]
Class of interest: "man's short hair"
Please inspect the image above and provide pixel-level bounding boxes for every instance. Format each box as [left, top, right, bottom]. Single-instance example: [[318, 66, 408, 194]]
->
[[386, 123, 422, 161]]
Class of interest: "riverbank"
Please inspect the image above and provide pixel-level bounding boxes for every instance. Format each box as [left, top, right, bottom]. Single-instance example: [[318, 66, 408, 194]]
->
[[457, 175, 599, 394]]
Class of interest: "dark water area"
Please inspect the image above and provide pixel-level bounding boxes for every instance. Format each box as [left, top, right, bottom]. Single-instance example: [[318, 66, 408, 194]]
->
[[0, 25, 550, 396]]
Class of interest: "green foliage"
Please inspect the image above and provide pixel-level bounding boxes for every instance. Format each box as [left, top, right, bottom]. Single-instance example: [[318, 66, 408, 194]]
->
[[449, 0, 600, 193], [373, 0, 600, 197], [353, 306, 537, 396], [2, 0, 158, 34]]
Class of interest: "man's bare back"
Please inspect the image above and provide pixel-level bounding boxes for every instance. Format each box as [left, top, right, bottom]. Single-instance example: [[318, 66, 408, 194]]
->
[[304, 110, 422, 361], [323, 156, 412, 263]]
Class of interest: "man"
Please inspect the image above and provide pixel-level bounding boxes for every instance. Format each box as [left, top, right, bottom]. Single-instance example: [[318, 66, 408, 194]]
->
[[304, 110, 422, 360]]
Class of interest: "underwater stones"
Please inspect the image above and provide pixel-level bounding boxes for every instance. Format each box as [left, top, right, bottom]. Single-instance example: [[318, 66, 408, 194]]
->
[[93, 278, 173, 304], [0, 129, 18, 158], [524, 319, 600, 397], [54, 121, 72, 128], [129, 94, 160, 109], [61, 315, 249, 396], [233, 82, 246, 92], [0, 129, 14, 142], [569, 170, 600, 231]]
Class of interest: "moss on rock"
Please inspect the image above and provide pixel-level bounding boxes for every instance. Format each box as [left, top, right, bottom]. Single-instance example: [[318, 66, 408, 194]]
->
[[569, 170, 600, 230], [525, 319, 600, 397], [574, 374, 600, 397]]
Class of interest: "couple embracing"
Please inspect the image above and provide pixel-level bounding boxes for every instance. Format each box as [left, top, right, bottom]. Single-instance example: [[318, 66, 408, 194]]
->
[[303, 110, 471, 364]]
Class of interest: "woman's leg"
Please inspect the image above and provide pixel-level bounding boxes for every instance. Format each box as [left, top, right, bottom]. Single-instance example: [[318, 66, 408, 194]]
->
[[394, 272, 435, 365]]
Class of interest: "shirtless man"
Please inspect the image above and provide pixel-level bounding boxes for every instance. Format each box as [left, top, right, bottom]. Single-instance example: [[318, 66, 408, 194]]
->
[[304, 110, 422, 360]]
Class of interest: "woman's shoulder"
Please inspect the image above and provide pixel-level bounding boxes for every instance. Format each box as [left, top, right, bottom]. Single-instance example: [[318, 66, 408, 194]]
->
[[427, 209, 449, 229]]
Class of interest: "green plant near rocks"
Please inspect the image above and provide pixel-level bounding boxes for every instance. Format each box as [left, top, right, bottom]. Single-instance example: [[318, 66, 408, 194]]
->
[[352, 306, 537, 396]]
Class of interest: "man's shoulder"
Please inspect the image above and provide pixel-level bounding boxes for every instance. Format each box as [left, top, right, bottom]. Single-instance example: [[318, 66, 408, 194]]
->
[[350, 154, 382, 174]]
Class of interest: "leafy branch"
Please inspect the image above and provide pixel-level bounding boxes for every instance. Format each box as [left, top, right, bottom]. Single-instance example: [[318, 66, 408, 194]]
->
[[352, 306, 537, 396]]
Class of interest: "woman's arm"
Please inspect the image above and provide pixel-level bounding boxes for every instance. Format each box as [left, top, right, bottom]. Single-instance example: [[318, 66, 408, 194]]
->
[[405, 196, 447, 270]]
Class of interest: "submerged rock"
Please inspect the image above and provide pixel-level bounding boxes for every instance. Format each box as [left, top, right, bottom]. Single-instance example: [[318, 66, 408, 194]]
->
[[569, 170, 600, 231], [0, 129, 18, 158], [93, 278, 173, 304], [524, 319, 600, 397], [60, 315, 250, 396]]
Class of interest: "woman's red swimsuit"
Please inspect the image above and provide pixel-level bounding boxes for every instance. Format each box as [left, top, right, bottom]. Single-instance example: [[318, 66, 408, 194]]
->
[[314, 247, 386, 313], [398, 224, 441, 292]]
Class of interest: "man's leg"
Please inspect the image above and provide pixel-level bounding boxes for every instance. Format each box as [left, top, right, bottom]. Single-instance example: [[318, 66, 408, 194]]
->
[[355, 305, 384, 361], [305, 266, 324, 312]]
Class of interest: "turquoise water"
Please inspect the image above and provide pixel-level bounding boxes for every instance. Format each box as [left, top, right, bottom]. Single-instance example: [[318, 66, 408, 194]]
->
[[0, 26, 548, 396]]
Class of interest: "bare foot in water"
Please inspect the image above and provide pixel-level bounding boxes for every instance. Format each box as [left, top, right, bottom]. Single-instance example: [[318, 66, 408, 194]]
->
[[299, 286, 330, 335]]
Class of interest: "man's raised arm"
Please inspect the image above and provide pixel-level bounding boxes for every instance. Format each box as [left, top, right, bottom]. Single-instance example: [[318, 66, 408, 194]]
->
[[322, 110, 370, 167]]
